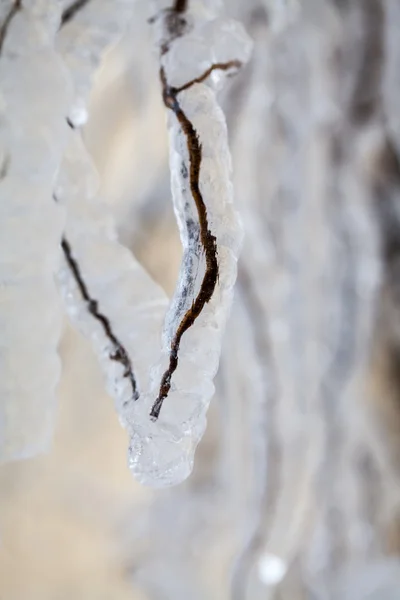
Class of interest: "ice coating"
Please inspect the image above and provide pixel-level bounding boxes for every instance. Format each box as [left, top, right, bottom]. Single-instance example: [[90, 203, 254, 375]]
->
[[126, 2, 252, 485], [56, 133, 202, 487], [128, 419, 207, 488], [0, 1, 71, 460], [56, 133, 169, 420], [56, 0, 251, 487]]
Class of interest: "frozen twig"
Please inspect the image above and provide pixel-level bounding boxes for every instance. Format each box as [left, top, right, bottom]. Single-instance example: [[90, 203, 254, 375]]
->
[[56, 0, 252, 487]]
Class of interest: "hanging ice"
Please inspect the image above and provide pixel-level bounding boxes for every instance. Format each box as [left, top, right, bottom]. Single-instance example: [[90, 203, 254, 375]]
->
[[0, 0, 251, 486]]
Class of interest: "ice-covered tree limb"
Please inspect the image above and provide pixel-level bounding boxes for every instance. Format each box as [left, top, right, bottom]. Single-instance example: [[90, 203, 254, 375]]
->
[[0, 0, 251, 489], [55, 133, 168, 423], [0, 0, 71, 460], [126, 1, 251, 485], [56, 0, 251, 487], [0, 0, 140, 462]]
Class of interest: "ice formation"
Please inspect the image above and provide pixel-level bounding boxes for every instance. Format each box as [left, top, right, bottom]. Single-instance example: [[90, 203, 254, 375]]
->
[[127, 2, 251, 486], [0, 1, 71, 460], [0, 0, 139, 462], [55, 0, 152, 424], [0, 0, 251, 487], [56, 0, 252, 487], [56, 133, 169, 426]]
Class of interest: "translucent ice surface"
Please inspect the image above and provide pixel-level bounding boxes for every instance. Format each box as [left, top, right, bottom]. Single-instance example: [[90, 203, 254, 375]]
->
[[56, 1, 251, 486], [0, 1, 70, 461]]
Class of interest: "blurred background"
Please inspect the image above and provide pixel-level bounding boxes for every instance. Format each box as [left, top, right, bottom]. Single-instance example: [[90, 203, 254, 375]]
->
[[2, 0, 400, 598]]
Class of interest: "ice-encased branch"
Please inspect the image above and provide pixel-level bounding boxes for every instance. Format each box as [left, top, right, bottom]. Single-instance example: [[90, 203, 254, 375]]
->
[[56, 132, 168, 423], [127, 1, 252, 486], [56, 0, 252, 487], [0, 0, 71, 461]]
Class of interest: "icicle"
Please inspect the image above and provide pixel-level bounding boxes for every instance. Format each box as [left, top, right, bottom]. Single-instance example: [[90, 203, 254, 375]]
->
[[0, 0, 71, 460]]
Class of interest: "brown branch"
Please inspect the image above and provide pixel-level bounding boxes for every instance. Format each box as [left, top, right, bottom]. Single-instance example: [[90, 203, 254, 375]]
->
[[60, 236, 139, 406], [174, 60, 242, 93], [150, 66, 220, 419]]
